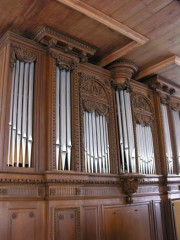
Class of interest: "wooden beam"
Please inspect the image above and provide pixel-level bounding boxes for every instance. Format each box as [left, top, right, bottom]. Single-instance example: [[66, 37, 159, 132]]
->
[[136, 56, 180, 80], [98, 41, 141, 67], [57, 0, 149, 44]]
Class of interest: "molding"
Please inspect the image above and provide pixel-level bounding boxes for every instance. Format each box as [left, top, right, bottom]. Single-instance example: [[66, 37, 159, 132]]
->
[[35, 25, 96, 62], [57, 0, 148, 44]]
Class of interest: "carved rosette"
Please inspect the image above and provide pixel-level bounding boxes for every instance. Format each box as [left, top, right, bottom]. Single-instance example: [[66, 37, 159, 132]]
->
[[10, 44, 37, 68], [131, 93, 154, 126], [79, 72, 110, 116], [108, 59, 138, 88], [49, 48, 79, 71], [120, 174, 143, 204]]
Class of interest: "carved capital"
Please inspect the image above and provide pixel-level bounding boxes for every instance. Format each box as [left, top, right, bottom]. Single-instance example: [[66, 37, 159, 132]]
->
[[131, 93, 154, 125], [49, 48, 78, 71], [108, 59, 138, 86], [10, 44, 37, 68], [120, 174, 143, 204]]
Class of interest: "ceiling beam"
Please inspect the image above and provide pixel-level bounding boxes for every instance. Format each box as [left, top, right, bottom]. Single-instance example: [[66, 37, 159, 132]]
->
[[98, 41, 141, 67], [136, 56, 180, 80], [57, 0, 149, 44]]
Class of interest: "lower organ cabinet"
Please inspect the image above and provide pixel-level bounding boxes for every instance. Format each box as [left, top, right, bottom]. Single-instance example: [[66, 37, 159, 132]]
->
[[103, 204, 152, 240]]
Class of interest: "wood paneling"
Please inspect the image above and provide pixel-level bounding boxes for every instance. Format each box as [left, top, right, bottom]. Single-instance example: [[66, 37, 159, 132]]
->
[[103, 204, 153, 240], [83, 206, 99, 240]]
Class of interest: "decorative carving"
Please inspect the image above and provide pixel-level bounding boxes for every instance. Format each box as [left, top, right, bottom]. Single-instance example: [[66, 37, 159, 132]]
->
[[170, 101, 180, 111], [10, 44, 36, 68], [49, 48, 78, 71], [120, 174, 143, 204], [29, 212, 34, 218], [131, 92, 154, 125], [79, 72, 109, 115], [12, 213, 17, 219], [0, 188, 8, 195]]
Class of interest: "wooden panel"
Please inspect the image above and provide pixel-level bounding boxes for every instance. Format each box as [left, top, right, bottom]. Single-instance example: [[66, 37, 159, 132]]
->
[[103, 204, 153, 240], [172, 200, 180, 240], [153, 201, 167, 240], [54, 208, 80, 240], [9, 209, 36, 240], [0, 201, 45, 240], [83, 206, 99, 240]]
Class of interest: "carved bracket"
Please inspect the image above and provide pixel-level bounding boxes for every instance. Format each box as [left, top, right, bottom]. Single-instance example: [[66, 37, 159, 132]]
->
[[120, 174, 144, 204]]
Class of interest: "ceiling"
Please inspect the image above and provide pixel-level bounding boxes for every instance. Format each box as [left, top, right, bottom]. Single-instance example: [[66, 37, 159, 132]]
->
[[1, 0, 180, 89]]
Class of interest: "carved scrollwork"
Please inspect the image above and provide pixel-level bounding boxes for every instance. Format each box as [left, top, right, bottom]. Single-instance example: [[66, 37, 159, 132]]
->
[[131, 93, 154, 125], [10, 44, 37, 68], [49, 49, 78, 71], [79, 72, 110, 115], [169, 101, 180, 111]]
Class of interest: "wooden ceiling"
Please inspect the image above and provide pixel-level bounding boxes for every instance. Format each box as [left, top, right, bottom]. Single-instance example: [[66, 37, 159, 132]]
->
[[1, 0, 180, 88]]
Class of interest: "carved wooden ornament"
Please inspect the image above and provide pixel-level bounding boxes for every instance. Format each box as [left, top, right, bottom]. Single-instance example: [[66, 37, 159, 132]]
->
[[131, 92, 154, 126]]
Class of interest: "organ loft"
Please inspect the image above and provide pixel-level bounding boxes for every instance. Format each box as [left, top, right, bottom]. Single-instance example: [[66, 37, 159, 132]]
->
[[0, 1, 180, 240]]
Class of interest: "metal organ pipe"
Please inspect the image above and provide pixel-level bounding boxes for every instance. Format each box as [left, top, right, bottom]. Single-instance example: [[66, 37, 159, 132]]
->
[[55, 67, 72, 171], [83, 111, 110, 174], [7, 59, 35, 168], [161, 104, 173, 174]]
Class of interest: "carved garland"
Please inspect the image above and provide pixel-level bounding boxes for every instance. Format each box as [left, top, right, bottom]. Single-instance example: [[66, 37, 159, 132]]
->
[[10, 44, 37, 68]]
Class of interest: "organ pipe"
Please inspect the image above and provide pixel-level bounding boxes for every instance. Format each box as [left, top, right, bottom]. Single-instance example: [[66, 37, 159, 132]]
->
[[7, 59, 35, 168]]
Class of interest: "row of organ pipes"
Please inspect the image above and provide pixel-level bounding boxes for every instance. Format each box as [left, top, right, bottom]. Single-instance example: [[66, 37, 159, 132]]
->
[[7, 60, 34, 168], [161, 104, 173, 174], [116, 89, 156, 174], [55, 67, 72, 170], [83, 111, 110, 173], [7, 61, 180, 175]]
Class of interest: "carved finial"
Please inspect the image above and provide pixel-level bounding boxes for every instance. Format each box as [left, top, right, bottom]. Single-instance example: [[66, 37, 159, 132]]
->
[[108, 59, 138, 87]]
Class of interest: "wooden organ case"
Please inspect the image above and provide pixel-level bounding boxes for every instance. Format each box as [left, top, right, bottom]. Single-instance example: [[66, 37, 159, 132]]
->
[[0, 28, 180, 240]]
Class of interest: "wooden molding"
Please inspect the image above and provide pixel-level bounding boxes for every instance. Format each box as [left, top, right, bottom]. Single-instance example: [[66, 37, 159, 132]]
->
[[136, 56, 180, 80], [98, 41, 141, 67], [57, 0, 148, 44]]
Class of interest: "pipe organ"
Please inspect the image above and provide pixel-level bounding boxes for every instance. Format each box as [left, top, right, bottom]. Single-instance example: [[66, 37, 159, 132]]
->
[[0, 30, 180, 240]]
